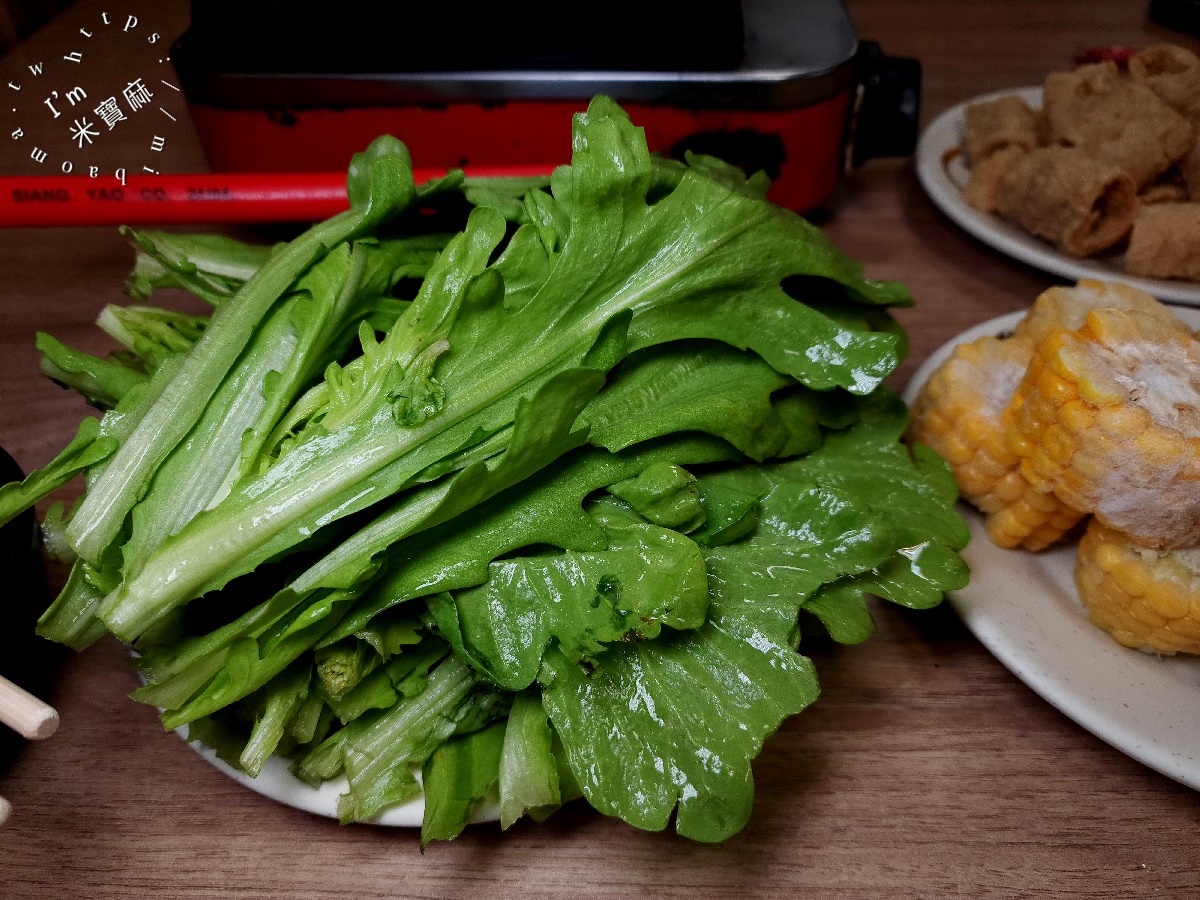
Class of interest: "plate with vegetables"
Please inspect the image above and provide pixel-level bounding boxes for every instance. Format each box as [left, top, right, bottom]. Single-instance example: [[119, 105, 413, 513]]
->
[[903, 294, 1200, 792], [2, 96, 971, 843]]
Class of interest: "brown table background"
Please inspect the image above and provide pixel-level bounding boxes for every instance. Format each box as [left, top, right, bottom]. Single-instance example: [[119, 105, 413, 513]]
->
[[2, 1, 1199, 897]]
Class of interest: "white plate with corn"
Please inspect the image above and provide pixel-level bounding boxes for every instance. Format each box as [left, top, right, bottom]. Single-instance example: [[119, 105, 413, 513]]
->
[[903, 280, 1200, 792]]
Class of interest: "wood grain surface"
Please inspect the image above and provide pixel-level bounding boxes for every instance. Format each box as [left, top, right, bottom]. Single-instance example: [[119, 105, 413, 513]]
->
[[2, 2, 1199, 898]]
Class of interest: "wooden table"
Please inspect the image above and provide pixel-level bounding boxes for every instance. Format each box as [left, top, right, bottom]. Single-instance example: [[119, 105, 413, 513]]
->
[[2, 1, 1198, 897]]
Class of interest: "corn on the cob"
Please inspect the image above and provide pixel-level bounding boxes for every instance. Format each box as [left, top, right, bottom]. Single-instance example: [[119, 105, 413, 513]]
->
[[1011, 278, 1193, 348], [908, 333, 1083, 550], [1075, 518, 1200, 655], [1007, 306, 1200, 549]]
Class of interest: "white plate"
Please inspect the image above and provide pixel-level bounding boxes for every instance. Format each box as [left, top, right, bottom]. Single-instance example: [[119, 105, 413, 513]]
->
[[915, 87, 1200, 307], [177, 727, 500, 827], [902, 309, 1200, 791]]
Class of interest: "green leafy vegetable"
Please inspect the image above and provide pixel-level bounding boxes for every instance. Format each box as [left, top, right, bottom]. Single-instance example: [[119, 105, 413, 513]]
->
[[498, 692, 572, 829], [0, 418, 116, 529], [420, 721, 505, 846], [96, 304, 208, 370], [428, 517, 709, 690], [37, 332, 147, 409], [5, 95, 969, 845], [65, 134, 420, 566], [123, 228, 275, 305]]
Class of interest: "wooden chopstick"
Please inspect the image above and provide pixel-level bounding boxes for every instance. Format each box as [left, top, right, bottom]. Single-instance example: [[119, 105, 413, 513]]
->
[[0, 677, 58, 828], [0, 674, 58, 741]]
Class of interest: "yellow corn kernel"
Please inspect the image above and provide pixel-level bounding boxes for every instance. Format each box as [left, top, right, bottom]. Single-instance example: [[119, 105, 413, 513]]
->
[[1040, 423, 1076, 464], [972, 451, 1011, 478], [1128, 601, 1169, 629], [950, 431, 984, 466], [1059, 399, 1094, 432], [992, 470, 1030, 504], [1026, 488, 1063, 512], [1057, 466, 1092, 498], [1143, 584, 1190, 620], [1076, 373, 1115, 406], [1135, 428, 1186, 467], [1095, 403, 1146, 438], [1095, 542, 1124, 573], [957, 413, 990, 442], [1112, 559, 1151, 597], [1039, 366, 1075, 404], [1063, 458, 1100, 492], [1167, 616, 1200, 639], [1026, 447, 1064, 486]]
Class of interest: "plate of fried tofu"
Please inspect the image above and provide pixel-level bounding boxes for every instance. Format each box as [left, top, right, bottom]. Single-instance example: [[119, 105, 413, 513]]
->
[[917, 45, 1200, 305]]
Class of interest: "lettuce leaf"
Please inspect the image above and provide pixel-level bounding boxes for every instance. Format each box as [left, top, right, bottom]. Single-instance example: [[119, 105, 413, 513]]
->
[[123, 228, 275, 306], [420, 721, 505, 846], [428, 518, 709, 690], [36, 332, 147, 409]]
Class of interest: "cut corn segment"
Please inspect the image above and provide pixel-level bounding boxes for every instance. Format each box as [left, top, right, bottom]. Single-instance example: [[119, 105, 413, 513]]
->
[[1075, 518, 1200, 655], [1007, 306, 1200, 548], [1011, 278, 1192, 348], [908, 333, 1083, 550]]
